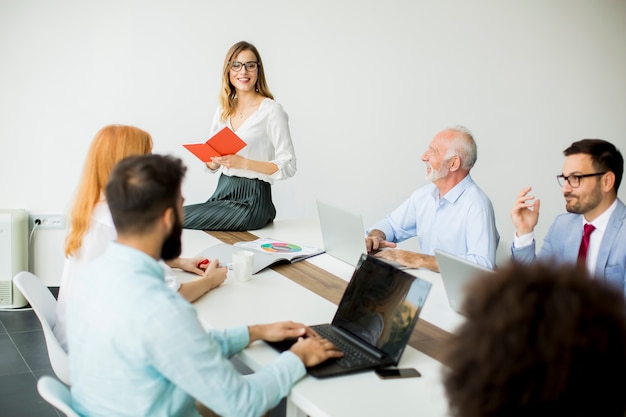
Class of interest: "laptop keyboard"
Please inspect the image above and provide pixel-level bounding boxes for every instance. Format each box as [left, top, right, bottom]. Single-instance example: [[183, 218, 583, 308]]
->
[[313, 325, 379, 368]]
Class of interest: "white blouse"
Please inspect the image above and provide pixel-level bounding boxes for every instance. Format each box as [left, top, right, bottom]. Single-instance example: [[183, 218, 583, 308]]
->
[[208, 98, 297, 184]]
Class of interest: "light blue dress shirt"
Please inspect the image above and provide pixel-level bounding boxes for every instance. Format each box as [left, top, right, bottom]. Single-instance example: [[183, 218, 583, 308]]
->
[[367, 175, 499, 269], [67, 242, 305, 417]]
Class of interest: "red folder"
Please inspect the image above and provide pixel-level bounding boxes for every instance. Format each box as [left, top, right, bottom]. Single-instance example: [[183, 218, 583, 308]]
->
[[183, 127, 247, 162]]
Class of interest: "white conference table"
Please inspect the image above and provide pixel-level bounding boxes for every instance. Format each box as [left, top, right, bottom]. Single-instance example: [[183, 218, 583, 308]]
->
[[177, 218, 464, 417]]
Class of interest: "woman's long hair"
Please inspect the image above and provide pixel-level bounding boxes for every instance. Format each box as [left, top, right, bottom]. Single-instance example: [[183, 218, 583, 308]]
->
[[64, 125, 152, 257]]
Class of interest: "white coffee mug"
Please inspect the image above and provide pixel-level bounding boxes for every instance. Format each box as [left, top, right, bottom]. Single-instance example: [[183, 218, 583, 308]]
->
[[232, 250, 254, 282]]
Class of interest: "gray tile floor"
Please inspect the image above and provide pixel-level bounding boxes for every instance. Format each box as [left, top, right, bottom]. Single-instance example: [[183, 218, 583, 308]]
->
[[0, 287, 285, 417], [0, 287, 61, 417]]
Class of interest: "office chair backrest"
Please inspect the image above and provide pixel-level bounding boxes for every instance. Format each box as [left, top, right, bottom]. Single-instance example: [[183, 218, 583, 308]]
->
[[13, 271, 70, 385], [37, 375, 79, 417]]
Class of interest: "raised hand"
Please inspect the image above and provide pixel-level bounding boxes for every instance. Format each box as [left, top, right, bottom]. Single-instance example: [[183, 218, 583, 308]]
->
[[510, 186, 540, 236]]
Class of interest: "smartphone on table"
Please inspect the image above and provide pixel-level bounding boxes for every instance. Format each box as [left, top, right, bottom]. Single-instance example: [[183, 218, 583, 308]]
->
[[375, 367, 421, 379]]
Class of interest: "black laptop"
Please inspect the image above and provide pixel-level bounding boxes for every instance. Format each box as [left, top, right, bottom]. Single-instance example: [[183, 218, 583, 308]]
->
[[266, 254, 432, 378]]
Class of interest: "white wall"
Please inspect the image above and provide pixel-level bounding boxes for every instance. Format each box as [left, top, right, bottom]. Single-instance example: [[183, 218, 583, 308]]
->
[[1, 0, 625, 285]]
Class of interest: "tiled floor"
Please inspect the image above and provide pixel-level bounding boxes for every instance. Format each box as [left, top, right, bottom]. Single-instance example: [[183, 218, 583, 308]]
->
[[0, 287, 61, 417], [0, 287, 285, 417]]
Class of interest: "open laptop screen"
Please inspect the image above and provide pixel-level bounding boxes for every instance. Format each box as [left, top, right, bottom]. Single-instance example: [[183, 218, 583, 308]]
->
[[333, 255, 431, 361]]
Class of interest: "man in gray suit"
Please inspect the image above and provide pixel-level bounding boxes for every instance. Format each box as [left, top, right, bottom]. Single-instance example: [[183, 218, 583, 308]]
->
[[510, 139, 625, 295]]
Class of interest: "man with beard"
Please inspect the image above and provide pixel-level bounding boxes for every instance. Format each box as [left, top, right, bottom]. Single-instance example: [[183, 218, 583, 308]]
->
[[366, 125, 499, 272], [510, 139, 626, 294], [66, 154, 342, 417]]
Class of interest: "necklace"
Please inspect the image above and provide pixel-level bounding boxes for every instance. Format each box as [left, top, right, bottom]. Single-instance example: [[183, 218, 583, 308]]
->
[[237, 106, 253, 119], [236, 97, 261, 119]]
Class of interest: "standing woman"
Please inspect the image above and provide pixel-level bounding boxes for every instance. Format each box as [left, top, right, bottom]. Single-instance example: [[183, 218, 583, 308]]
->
[[183, 41, 297, 231]]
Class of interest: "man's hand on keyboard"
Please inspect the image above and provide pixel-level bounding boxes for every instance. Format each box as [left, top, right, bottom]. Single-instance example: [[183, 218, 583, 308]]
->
[[290, 336, 344, 367], [248, 321, 313, 344]]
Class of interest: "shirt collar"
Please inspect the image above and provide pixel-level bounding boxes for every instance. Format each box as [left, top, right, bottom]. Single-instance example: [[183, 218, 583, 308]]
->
[[434, 174, 473, 204], [583, 199, 617, 233]]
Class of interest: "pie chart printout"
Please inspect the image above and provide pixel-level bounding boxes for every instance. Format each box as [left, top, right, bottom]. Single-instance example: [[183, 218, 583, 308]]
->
[[260, 242, 303, 253]]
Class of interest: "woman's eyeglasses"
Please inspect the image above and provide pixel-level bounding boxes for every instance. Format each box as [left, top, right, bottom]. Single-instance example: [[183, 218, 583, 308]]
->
[[230, 61, 258, 72]]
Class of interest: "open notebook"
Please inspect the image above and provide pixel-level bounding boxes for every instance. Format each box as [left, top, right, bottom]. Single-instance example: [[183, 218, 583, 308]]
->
[[195, 239, 323, 274], [266, 254, 431, 378]]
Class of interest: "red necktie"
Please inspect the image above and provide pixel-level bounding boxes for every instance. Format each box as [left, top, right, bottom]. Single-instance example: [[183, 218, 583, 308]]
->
[[577, 223, 596, 262]]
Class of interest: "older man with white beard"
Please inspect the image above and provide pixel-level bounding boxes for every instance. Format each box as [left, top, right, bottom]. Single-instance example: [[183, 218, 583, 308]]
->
[[366, 125, 499, 272]]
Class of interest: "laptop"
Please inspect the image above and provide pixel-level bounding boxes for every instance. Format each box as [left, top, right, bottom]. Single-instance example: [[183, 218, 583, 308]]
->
[[316, 200, 406, 269], [434, 248, 495, 315], [266, 254, 432, 378]]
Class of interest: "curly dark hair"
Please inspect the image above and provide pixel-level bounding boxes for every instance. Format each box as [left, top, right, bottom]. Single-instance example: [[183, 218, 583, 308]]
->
[[443, 261, 626, 417]]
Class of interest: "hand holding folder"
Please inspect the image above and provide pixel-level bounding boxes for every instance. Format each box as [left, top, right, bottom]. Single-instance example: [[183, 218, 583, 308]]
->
[[183, 127, 247, 162]]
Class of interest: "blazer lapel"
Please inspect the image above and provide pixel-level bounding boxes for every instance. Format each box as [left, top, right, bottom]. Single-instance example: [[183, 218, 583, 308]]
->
[[562, 216, 584, 264], [595, 200, 626, 276]]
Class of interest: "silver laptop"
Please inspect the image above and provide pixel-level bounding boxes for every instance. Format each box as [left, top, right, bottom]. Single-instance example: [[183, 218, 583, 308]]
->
[[316, 200, 406, 269], [434, 248, 495, 315], [266, 254, 431, 378]]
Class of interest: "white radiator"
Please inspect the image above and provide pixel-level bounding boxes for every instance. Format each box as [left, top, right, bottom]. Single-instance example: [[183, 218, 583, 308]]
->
[[0, 209, 28, 308]]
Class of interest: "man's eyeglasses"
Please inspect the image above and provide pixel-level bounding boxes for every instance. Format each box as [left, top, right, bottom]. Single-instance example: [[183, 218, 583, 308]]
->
[[556, 172, 607, 188], [230, 61, 258, 72]]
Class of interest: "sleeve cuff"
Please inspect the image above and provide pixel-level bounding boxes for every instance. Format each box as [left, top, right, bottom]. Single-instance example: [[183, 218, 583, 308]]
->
[[278, 350, 307, 380], [513, 231, 534, 248], [161, 263, 182, 292], [203, 164, 220, 173]]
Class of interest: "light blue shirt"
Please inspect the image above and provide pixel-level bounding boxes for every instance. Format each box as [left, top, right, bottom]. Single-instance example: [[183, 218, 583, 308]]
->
[[67, 242, 305, 417], [367, 175, 499, 269]]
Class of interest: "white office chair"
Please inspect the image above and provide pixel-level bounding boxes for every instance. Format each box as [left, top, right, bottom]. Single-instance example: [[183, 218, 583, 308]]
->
[[37, 375, 79, 417], [13, 271, 70, 385]]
